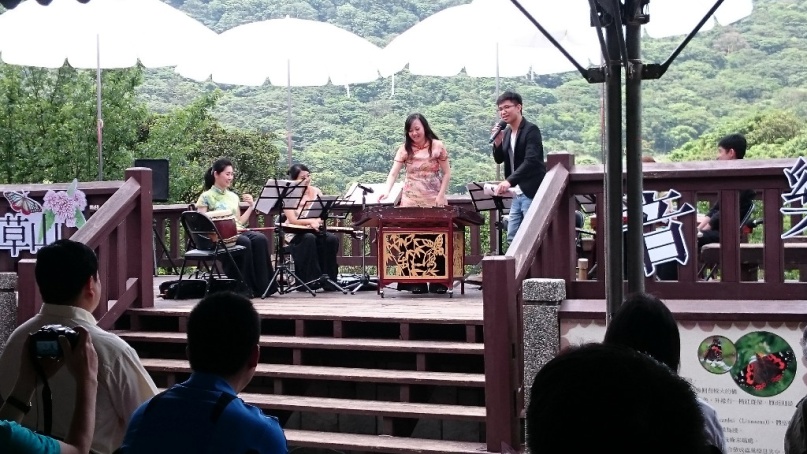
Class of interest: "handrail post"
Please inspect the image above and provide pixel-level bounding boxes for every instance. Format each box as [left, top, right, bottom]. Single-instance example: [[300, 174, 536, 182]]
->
[[483, 255, 519, 452], [16, 259, 39, 326], [128, 167, 154, 308]]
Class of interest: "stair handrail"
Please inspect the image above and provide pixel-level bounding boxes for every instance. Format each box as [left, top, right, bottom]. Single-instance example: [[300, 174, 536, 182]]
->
[[17, 167, 153, 329], [481, 153, 573, 452]]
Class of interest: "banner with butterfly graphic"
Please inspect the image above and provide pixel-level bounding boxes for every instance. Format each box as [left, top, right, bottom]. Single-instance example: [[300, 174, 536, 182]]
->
[[561, 318, 807, 454], [0, 179, 87, 257]]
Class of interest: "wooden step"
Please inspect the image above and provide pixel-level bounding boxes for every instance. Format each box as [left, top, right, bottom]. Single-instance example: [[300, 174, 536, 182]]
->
[[283, 429, 489, 454], [126, 298, 483, 324], [239, 392, 486, 421], [141, 358, 485, 387], [116, 331, 483, 355]]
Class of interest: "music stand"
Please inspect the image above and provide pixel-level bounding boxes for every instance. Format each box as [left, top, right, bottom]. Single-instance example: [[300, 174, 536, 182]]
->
[[341, 184, 378, 294], [466, 181, 513, 255], [254, 179, 317, 297], [298, 195, 349, 294]]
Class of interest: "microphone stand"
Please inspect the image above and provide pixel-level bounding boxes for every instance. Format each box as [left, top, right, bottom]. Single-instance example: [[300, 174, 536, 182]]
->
[[349, 186, 378, 294]]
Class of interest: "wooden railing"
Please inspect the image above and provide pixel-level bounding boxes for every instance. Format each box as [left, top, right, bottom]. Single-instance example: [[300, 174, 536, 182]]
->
[[481, 153, 572, 452], [15, 168, 154, 329], [153, 196, 496, 272], [480, 153, 805, 451]]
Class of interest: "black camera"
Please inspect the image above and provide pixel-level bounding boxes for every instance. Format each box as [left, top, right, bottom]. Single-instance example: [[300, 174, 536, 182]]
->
[[30, 325, 80, 359]]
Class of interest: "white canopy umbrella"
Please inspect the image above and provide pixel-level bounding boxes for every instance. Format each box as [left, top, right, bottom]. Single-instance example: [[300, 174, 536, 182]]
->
[[175, 16, 384, 166], [379, 0, 600, 80], [0, 0, 217, 179], [380, 0, 753, 79]]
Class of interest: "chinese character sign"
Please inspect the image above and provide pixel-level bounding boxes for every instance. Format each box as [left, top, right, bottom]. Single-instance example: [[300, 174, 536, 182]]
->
[[781, 157, 807, 239], [0, 179, 87, 257], [626, 189, 696, 277]]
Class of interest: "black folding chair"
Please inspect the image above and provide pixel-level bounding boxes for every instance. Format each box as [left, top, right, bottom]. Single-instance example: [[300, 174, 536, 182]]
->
[[699, 201, 757, 281], [177, 211, 249, 298]]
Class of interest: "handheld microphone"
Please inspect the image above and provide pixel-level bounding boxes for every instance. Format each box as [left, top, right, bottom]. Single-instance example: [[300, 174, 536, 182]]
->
[[488, 120, 508, 144], [357, 184, 374, 194]]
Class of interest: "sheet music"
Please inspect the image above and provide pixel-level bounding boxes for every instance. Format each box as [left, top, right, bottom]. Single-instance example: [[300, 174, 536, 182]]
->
[[344, 182, 403, 205], [299, 195, 339, 220], [465, 181, 513, 211], [482, 182, 515, 198], [255, 179, 308, 214]]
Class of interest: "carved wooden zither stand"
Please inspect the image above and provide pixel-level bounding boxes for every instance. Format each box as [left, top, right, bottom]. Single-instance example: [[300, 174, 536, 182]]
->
[[354, 206, 484, 298]]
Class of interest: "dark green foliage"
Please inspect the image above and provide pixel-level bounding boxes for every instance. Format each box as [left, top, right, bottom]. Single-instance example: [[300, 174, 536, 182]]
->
[[1, 0, 806, 202]]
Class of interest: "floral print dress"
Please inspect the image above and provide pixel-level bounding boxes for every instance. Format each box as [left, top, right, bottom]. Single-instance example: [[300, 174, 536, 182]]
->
[[394, 140, 448, 207]]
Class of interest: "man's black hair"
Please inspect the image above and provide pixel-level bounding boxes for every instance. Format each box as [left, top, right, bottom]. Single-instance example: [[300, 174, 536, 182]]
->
[[718, 133, 747, 159], [527, 343, 708, 454], [35, 239, 98, 306], [603, 292, 681, 371], [496, 91, 523, 107], [187, 291, 260, 376]]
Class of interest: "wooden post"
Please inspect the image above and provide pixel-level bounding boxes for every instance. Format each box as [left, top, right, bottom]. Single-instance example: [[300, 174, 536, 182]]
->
[[128, 167, 154, 308], [483, 255, 519, 452]]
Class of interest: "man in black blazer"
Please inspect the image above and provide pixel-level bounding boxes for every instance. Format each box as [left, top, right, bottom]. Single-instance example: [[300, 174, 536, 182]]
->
[[491, 91, 546, 243]]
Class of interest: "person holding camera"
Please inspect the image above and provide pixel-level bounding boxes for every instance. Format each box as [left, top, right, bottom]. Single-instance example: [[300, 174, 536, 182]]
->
[[0, 239, 157, 454], [119, 292, 287, 453], [1, 327, 98, 454]]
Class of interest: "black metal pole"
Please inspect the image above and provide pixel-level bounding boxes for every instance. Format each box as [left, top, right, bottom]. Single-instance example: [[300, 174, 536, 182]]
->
[[625, 1, 645, 294], [605, 18, 624, 320]]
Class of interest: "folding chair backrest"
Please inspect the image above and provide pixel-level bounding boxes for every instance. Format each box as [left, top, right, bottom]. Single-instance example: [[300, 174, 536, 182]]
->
[[740, 201, 756, 241], [181, 211, 218, 250]]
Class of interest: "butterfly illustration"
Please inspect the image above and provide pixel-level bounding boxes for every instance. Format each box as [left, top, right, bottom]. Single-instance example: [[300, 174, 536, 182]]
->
[[704, 338, 724, 364], [4, 191, 43, 216], [734, 350, 795, 391]]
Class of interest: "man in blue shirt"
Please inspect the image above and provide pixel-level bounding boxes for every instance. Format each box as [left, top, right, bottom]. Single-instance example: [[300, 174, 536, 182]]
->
[[119, 292, 287, 454]]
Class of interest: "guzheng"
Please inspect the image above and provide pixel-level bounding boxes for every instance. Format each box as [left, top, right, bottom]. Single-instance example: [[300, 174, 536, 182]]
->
[[278, 223, 361, 235], [353, 206, 483, 297], [352, 206, 484, 229]]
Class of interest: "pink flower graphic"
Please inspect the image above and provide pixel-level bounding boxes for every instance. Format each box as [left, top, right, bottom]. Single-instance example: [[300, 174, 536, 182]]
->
[[43, 187, 87, 228]]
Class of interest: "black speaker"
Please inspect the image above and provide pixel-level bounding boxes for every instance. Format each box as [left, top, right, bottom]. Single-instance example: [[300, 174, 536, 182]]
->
[[135, 159, 169, 202]]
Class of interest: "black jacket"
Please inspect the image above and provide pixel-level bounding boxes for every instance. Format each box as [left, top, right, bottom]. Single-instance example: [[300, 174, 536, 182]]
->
[[491, 118, 546, 199], [706, 189, 756, 231]]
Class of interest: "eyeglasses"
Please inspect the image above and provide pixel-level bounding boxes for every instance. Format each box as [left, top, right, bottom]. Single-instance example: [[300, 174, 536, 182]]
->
[[498, 104, 516, 112]]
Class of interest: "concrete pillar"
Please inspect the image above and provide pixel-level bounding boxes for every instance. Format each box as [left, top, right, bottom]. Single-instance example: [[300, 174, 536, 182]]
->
[[0, 272, 18, 356], [522, 278, 565, 408]]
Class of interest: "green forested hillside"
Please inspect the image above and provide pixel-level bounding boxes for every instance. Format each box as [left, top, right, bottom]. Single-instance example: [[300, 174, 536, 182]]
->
[[1, 0, 806, 200], [140, 0, 807, 195]]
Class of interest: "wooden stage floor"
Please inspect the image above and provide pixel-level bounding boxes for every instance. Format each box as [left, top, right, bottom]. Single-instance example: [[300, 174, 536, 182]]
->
[[151, 276, 484, 324]]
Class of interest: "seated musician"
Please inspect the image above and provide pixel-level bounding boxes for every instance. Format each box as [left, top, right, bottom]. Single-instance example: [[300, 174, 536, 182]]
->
[[656, 134, 755, 281], [196, 158, 277, 296], [283, 164, 340, 291], [378, 113, 451, 294]]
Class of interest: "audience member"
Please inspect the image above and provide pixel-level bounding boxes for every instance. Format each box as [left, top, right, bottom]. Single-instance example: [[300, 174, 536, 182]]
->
[[0, 239, 157, 454], [526, 343, 709, 454], [603, 292, 727, 453], [119, 291, 287, 453], [1, 327, 97, 454]]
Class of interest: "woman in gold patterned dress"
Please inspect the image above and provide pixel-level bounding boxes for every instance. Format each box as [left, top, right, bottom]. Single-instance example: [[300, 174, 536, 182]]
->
[[379, 113, 451, 207], [379, 113, 452, 293]]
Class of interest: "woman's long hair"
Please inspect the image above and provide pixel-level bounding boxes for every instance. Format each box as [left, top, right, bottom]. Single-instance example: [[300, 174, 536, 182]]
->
[[403, 113, 439, 161], [204, 158, 233, 190], [288, 163, 310, 181]]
